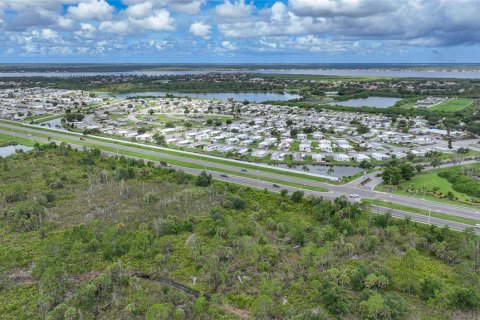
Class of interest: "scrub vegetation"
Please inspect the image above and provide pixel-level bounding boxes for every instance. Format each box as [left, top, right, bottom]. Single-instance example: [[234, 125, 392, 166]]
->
[[0, 144, 479, 319]]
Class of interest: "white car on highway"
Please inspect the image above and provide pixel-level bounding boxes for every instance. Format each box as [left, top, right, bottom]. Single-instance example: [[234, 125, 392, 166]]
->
[[349, 194, 360, 198]]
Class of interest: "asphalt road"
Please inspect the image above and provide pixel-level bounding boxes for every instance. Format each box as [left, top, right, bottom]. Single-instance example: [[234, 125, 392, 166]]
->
[[1, 121, 479, 232]]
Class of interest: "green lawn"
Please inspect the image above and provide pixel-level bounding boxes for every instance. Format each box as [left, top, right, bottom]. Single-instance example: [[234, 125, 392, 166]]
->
[[429, 99, 474, 112], [377, 164, 480, 209]]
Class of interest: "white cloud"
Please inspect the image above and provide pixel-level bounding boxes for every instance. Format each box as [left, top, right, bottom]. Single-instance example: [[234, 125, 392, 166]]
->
[[74, 22, 97, 39], [215, 0, 252, 18], [134, 9, 175, 31], [57, 16, 75, 30], [168, 0, 205, 14], [289, 0, 397, 17], [189, 21, 211, 39], [99, 20, 131, 35], [221, 40, 237, 51], [124, 1, 153, 19], [41, 28, 59, 41], [68, 0, 114, 21], [122, 0, 205, 14]]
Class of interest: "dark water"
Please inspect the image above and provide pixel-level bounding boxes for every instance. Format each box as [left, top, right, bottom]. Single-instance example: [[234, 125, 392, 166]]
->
[[103, 91, 301, 102], [329, 97, 401, 108]]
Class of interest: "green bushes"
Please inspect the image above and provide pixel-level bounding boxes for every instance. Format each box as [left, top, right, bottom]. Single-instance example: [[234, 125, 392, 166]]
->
[[7, 201, 45, 231], [438, 169, 480, 198]]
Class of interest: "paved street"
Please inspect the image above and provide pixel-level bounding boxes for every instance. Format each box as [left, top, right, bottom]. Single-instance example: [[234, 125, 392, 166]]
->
[[1, 120, 479, 233]]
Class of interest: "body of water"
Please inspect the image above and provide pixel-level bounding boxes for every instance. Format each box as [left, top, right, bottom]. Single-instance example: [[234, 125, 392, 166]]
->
[[2, 69, 480, 79], [39, 117, 65, 130], [277, 163, 362, 178], [104, 91, 301, 102], [0, 145, 33, 157], [329, 97, 401, 108], [258, 69, 480, 79]]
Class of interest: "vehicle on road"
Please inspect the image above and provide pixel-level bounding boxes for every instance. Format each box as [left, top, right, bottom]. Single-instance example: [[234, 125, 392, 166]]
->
[[272, 184, 280, 188], [350, 194, 360, 198], [79, 137, 85, 141], [475, 224, 480, 229], [240, 169, 247, 172], [159, 161, 171, 167], [220, 174, 229, 178]]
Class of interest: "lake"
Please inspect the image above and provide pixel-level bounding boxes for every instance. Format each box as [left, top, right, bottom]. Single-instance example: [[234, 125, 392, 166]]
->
[[0, 145, 33, 157], [103, 91, 302, 103], [3, 69, 480, 79], [277, 163, 362, 178], [329, 97, 401, 108]]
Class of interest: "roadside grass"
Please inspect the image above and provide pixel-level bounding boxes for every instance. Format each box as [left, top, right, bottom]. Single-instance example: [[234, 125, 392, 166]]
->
[[375, 163, 480, 210], [0, 133, 39, 147], [362, 198, 478, 225], [0, 123, 328, 192], [30, 114, 64, 123], [25, 113, 54, 121], [429, 98, 474, 112]]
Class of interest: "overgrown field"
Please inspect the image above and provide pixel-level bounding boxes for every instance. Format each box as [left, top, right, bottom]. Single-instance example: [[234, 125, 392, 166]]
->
[[0, 143, 479, 320]]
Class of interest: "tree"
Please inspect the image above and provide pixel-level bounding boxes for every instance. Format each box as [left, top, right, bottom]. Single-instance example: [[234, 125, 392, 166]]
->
[[290, 128, 298, 138], [399, 163, 415, 181], [320, 280, 351, 316], [291, 190, 304, 202], [226, 119, 233, 125], [252, 295, 273, 319], [196, 171, 212, 187], [382, 167, 402, 185], [356, 123, 370, 134], [194, 296, 208, 315], [359, 293, 390, 320], [145, 303, 173, 320], [153, 133, 166, 145], [359, 160, 372, 170]]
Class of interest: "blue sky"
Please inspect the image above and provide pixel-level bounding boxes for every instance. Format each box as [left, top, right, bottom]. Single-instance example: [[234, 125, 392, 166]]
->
[[1, 0, 480, 63]]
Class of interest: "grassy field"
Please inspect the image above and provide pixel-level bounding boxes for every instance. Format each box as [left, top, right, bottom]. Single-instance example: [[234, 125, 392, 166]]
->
[[429, 98, 474, 112], [377, 164, 480, 209], [362, 199, 478, 225]]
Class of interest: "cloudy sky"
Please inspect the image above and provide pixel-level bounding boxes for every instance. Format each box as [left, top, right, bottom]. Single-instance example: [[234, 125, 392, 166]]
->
[[0, 0, 479, 63]]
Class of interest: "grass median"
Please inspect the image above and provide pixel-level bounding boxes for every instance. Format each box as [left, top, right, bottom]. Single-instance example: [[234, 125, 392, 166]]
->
[[0, 120, 338, 184], [362, 198, 478, 225]]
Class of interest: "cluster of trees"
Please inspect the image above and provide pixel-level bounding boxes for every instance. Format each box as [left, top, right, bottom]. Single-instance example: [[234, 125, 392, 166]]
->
[[64, 112, 84, 122], [382, 159, 417, 185], [1, 144, 480, 319], [439, 167, 480, 198]]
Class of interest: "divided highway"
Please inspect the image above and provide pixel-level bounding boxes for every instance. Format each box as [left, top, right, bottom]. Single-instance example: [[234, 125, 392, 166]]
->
[[1, 120, 478, 233]]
